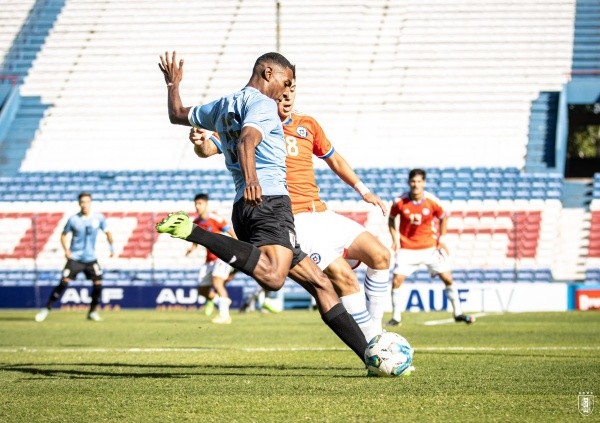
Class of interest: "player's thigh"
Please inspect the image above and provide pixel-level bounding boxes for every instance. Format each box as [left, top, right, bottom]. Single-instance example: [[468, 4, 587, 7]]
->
[[83, 261, 103, 282], [232, 196, 306, 268], [294, 210, 358, 270], [62, 259, 85, 281], [345, 230, 390, 268], [392, 249, 425, 276], [212, 259, 233, 280], [197, 262, 215, 287], [423, 249, 452, 275]]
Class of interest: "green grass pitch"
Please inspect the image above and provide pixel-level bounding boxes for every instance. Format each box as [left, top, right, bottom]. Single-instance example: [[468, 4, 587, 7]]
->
[[0, 309, 598, 422]]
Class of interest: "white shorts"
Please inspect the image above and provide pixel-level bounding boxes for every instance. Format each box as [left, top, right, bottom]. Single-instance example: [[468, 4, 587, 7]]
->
[[293, 209, 366, 270], [392, 247, 451, 277], [198, 259, 233, 287]]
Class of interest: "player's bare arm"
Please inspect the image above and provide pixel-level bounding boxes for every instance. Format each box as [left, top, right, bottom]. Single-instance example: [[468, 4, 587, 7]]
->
[[325, 152, 387, 215], [189, 128, 220, 158], [60, 233, 71, 259], [237, 126, 263, 207], [387, 215, 400, 251], [158, 51, 191, 126], [437, 216, 450, 255], [106, 230, 115, 257]]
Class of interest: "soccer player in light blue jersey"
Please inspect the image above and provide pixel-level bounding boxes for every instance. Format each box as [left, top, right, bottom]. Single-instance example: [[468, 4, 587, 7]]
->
[[35, 192, 114, 322], [156, 51, 369, 364]]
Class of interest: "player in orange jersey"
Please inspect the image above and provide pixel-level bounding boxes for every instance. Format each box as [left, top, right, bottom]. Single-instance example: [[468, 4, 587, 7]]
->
[[387, 169, 474, 325], [277, 79, 392, 340], [186, 193, 238, 324], [188, 80, 392, 341]]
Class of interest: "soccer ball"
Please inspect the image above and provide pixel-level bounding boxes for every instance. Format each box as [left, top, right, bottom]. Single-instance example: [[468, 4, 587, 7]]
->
[[364, 332, 414, 377]]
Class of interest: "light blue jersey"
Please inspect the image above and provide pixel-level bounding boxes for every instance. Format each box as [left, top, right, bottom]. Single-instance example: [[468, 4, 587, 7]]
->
[[188, 87, 288, 202], [63, 212, 108, 262]]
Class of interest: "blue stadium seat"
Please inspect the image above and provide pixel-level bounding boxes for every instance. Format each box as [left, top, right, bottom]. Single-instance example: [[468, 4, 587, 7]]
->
[[517, 270, 535, 282], [499, 269, 517, 282]]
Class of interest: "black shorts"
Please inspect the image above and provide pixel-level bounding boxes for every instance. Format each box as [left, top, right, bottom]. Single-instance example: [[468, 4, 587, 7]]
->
[[232, 195, 307, 267], [62, 259, 103, 282]]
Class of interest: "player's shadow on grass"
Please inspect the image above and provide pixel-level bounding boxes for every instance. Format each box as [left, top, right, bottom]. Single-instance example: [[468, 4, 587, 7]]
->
[[0, 316, 37, 321], [0, 362, 362, 379]]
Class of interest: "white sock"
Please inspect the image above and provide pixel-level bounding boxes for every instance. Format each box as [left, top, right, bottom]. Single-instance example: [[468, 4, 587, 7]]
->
[[364, 268, 390, 331], [340, 291, 379, 342], [391, 287, 402, 322], [445, 285, 463, 317], [212, 294, 220, 306], [218, 297, 231, 318]]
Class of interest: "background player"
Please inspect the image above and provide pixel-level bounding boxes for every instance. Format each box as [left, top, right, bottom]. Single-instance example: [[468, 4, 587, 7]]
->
[[35, 192, 114, 322], [186, 193, 237, 324], [157, 51, 368, 363], [387, 169, 474, 325]]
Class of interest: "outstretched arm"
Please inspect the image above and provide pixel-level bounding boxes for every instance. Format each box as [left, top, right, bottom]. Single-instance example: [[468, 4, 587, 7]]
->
[[324, 151, 387, 215], [158, 51, 191, 126]]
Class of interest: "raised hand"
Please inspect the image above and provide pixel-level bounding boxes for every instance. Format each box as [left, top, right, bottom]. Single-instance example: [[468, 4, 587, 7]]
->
[[158, 51, 184, 87]]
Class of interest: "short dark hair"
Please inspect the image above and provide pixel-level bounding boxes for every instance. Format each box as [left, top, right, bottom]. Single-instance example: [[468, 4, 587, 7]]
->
[[408, 169, 426, 180], [78, 192, 92, 200], [194, 193, 209, 201], [254, 52, 296, 78]]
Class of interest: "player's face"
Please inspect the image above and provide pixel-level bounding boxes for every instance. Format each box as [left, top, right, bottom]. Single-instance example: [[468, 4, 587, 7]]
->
[[277, 79, 296, 120], [408, 175, 425, 197], [79, 195, 92, 214], [194, 199, 208, 216], [267, 65, 294, 102]]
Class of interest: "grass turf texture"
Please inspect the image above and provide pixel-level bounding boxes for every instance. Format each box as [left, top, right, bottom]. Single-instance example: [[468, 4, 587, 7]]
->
[[0, 310, 598, 422]]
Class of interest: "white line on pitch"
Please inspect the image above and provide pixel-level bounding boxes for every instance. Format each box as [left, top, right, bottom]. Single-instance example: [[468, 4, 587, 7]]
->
[[423, 312, 495, 326], [0, 345, 599, 353]]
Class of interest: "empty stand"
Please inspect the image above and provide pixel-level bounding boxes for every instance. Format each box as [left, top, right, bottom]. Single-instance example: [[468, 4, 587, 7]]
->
[[0, 0, 576, 172]]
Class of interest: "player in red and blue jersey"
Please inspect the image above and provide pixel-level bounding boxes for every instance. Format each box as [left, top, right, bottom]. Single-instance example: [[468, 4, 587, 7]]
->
[[387, 169, 475, 325], [186, 193, 237, 324]]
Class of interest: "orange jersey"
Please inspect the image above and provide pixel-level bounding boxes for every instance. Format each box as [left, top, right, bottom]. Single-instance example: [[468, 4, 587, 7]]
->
[[389, 191, 446, 250], [283, 112, 334, 214], [193, 212, 232, 262]]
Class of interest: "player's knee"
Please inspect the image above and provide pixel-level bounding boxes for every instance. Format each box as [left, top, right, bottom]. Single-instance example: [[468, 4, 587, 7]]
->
[[371, 246, 391, 269], [326, 266, 358, 293], [259, 272, 287, 291]]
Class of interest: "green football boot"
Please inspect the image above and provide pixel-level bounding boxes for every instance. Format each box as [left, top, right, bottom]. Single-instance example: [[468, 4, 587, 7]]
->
[[156, 211, 193, 239]]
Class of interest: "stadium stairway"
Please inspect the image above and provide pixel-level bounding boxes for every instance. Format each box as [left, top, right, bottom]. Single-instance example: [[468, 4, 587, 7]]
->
[[0, 96, 50, 176], [525, 92, 559, 173], [561, 178, 594, 208], [0, 0, 65, 176], [572, 0, 600, 72]]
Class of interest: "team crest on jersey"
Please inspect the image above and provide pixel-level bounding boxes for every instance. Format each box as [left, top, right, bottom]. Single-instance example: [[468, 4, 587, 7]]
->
[[296, 126, 308, 138], [422, 208, 431, 216], [310, 253, 321, 264], [403, 208, 411, 215]]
